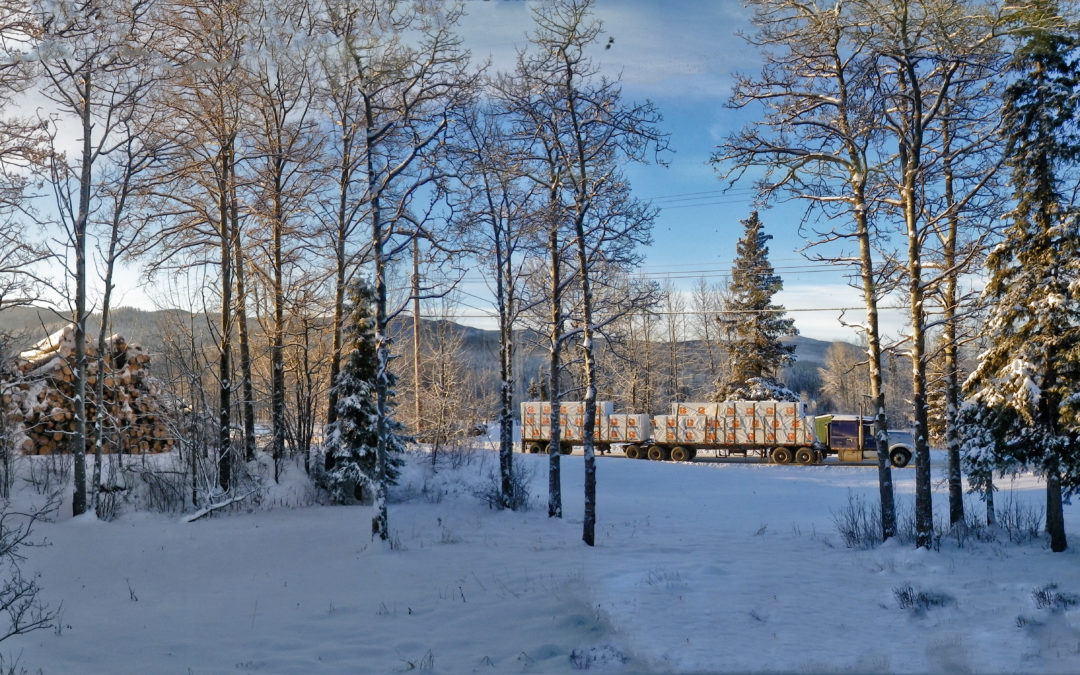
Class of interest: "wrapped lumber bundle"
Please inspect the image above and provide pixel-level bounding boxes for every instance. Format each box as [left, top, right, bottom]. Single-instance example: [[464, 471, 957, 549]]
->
[[1, 325, 175, 455]]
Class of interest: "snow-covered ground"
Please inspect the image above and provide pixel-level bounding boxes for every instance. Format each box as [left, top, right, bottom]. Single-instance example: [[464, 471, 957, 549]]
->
[[3, 448, 1078, 674]]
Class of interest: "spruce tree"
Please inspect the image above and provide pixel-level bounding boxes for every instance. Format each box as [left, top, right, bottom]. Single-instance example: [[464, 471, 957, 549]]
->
[[324, 281, 405, 503], [961, 6, 1080, 552], [714, 211, 798, 401]]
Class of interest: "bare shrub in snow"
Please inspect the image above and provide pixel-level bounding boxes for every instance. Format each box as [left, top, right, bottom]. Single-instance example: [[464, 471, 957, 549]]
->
[[1032, 584, 1079, 612], [995, 492, 1044, 544], [894, 585, 956, 615], [24, 455, 71, 498], [832, 492, 880, 548], [569, 645, 630, 670], [474, 460, 532, 511], [0, 497, 58, 643]]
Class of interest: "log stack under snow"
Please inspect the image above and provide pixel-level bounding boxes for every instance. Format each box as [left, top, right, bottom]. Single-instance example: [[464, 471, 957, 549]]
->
[[1, 325, 175, 455]]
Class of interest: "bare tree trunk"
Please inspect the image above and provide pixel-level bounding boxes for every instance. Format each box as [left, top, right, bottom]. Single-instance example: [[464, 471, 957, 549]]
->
[[547, 221, 563, 520], [904, 160, 934, 550], [326, 173, 349, 434], [853, 179, 896, 542], [368, 144, 390, 541], [270, 193, 286, 480], [412, 238, 422, 436], [218, 143, 235, 493], [71, 70, 93, 517], [574, 217, 597, 546], [1046, 455, 1067, 552], [232, 221, 256, 465], [941, 124, 965, 527], [496, 229, 516, 508], [92, 172, 133, 513]]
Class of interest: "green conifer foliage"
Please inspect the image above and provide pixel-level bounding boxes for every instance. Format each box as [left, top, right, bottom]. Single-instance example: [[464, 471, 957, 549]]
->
[[324, 281, 405, 502], [961, 9, 1080, 552], [714, 211, 798, 400]]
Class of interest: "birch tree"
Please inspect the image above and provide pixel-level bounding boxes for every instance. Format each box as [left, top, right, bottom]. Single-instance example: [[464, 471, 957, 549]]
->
[[505, 0, 666, 544], [33, 0, 164, 514], [449, 100, 539, 508], [243, 0, 322, 480], [856, 0, 1004, 547], [717, 0, 898, 536], [150, 0, 252, 493], [0, 1, 48, 312], [320, 0, 473, 541]]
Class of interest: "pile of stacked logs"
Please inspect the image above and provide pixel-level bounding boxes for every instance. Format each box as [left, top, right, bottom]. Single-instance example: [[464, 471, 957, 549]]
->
[[0, 325, 175, 455]]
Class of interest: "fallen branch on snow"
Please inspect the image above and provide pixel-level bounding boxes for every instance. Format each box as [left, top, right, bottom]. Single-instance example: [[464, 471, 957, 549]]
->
[[182, 490, 260, 523]]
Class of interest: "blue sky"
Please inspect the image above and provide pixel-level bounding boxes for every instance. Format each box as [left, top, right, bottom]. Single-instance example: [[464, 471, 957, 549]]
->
[[455, 0, 908, 343], [83, 0, 905, 343]]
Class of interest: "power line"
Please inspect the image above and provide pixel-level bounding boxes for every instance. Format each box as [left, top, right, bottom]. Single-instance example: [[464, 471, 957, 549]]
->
[[408, 305, 910, 321]]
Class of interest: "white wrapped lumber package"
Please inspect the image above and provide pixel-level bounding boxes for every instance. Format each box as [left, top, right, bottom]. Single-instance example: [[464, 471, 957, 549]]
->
[[623, 413, 650, 442], [673, 402, 720, 417], [730, 401, 756, 444], [520, 402, 543, 427], [559, 414, 583, 442], [652, 415, 707, 444], [523, 401, 612, 420], [560, 400, 613, 417], [652, 415, 676, 443], [755, 401, 778, 445], [675, 415, 708, 443], [605, 413, 650, 442], [775, 401, 810, 444]]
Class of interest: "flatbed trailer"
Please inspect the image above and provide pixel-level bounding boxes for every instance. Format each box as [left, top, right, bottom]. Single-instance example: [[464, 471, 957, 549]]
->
[[519, 400, 913, 468]]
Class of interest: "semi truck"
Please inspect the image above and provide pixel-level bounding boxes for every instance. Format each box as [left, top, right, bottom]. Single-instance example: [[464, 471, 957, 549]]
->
[[519, 400, 913, 468]]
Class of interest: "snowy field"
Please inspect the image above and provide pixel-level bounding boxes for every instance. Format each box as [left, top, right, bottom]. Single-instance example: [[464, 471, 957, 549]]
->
[[3, 447, 1079, 674]]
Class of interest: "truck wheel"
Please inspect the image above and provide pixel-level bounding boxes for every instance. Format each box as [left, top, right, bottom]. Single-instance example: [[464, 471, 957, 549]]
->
[[647, 445, 668, 461], [527, 443, 543, 454], [670, 446, 690, 462], [890, 447, 912, 468], [624, 444, 641, 460], [795, 447, 814, 465], [560, 443, 573, 455], [771, 447, 792, 464]]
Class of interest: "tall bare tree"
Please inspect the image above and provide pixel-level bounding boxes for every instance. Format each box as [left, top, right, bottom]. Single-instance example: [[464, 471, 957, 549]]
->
[[243, 0, 322, 480], [34, 0, 164, 514], [856, 0, 1004, 546], [0, 1, 48, 312], [449, 100, 540, 508], [661, 279, 686, 401], [716, 0, 900, 540], [321, 0, 473, 541], [504, 0, 667, 544], [149, 0, 252, 492]]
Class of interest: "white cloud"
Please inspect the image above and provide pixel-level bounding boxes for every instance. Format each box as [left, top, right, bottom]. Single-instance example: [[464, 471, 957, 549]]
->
[[457, 0, 754, 101]]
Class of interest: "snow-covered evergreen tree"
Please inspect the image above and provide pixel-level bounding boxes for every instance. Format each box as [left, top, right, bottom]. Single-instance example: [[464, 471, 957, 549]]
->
[[961, 6, 1080, 552], [714, 211, 797, 400], [323, 281, 405, 503]]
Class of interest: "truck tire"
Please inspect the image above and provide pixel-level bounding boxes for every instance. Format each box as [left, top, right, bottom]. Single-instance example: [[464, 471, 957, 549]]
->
[[890, 447, 912, 468], [647, 445, 668, 461], [560, 443, 573, 455], [624, 444, 642, 459], [795, 447, 814, 465], [670, 446, 690, 462], [771, 447, 792, 464], [527, 443, 543, 454]]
